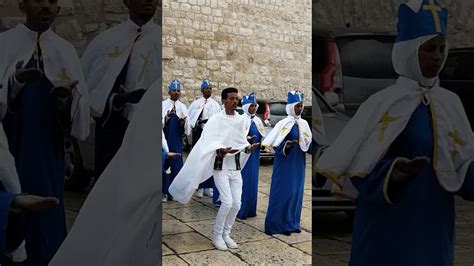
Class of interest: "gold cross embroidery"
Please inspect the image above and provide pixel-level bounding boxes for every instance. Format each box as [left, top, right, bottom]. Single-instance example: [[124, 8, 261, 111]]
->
[[423, 0, 442, 33], [303, 132, 310, 141], [136, 51, 151, 87], [295, 90, 303, 102], [108, 47, 121, 58], [281, 126, 288, 135], [258, 125, 264, 132], [378, 113, 399, 142], [448, 128, 465, 146], [57, 68, 70, 81]]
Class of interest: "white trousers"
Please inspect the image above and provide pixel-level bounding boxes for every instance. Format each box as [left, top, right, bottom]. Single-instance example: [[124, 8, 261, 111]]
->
[[213, 170, 243, 236]]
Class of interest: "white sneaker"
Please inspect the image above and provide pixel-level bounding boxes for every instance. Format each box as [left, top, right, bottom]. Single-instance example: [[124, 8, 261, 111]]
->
[[204, 188, 213, 197], [162, 194, 168, 203], [212, 234, 228, 251], [6, 240, 27, 262], [223, 234, 238, 249], [196, 188, 204, 198]]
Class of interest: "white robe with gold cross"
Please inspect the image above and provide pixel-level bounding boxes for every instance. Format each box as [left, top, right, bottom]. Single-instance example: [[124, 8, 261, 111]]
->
[[262, 114, 312, 153], [81, 18, 162, 120], [0, 23, 90, 140], [316, 76, 474, 193]]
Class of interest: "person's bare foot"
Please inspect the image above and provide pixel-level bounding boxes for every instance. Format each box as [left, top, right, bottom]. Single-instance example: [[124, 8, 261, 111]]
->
[[13, 195, 59, 212]]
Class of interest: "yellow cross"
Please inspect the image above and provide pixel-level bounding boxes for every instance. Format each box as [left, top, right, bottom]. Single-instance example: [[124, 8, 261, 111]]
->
[[378, 113, 399, 142], [258, 125, 264, 132], [108, 47, 121, 58], [295, 90, 303, 102], [281, 126, 288, 135], [448, 129, 465, 146], [137, 52, 151, 85], [423, 0, 442, 33], [57, 68, 70, 81], [303, 132, 310, 141]]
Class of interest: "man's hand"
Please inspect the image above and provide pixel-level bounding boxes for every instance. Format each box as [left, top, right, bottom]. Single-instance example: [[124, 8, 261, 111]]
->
[[13, 195, 59, 212], [251, 142, 260, 150], [391, 156, 430, 183], [285, 140, 298, 149], [14, 60, 43, 83], [52, 80, 79, 99], [247, 135, 257, 143], [166, 152, 181, 159], [219, 147, 239, 156]]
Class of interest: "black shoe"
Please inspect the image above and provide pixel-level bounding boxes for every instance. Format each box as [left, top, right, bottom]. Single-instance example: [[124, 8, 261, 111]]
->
[[282, 231, 291, 236], [293, 229, 301, 233]]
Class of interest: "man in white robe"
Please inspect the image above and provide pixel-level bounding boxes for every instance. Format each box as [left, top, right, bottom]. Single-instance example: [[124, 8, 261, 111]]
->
[[187, 79, 222, 198], [81, 0, 161, 178], [169, 87, 259, 251]]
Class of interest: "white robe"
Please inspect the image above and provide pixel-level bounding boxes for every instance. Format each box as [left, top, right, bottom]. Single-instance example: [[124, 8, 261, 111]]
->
[[49, 81, 163, 266], [81, 18, 162, 120], [162, 98, 191, 136], [262, 103, 312, 153], [241, 104, 266, 137], [187, 97, 222, 128], [169, 111, 251, 204], [0, 24, 90, 140], [315, 77, 474, 193]]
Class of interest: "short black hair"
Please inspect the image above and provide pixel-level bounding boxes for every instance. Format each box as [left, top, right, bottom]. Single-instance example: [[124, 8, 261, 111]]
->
[[221, 87, 238, 100]]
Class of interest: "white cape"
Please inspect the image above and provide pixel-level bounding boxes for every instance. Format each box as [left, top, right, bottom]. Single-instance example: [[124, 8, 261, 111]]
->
[[169, 111, 250, 204], [81, 18, 162, 119], [316, 77, 474, 193], [187, 97, 222, 128], [49, 82, 163, 266], [0, 24, 90, 140], [262, 115, 312, 152], [242, 113, 266, 137], [162, 98, 191, 135]]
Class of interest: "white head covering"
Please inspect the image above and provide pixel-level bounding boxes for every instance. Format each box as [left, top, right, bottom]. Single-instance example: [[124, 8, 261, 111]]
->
[[392, 34, 449, 88]]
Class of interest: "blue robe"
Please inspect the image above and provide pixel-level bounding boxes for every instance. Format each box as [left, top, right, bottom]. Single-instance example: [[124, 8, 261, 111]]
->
[[238, 121, 262, 219], [349, 103, 474, 266], [94, 60, 130, 178], [264, 124, 316, 235], [163, 114, 184, 198], [2, 56, 67, 266]]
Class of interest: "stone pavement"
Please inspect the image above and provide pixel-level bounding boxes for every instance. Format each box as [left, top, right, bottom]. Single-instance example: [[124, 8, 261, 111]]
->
[[162, 156, 313, 265], [313, 199, 474, 266]]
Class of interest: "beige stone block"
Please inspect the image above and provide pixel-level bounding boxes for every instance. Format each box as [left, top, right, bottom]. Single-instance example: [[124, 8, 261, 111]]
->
[[165, 204, 216, 223], [163, 232, 214, 254], [234, 239, 312, 265], [193, 48, 207, 59], [162, 244, 174, 256], [162, 255, 187, 265], [180, 250, 245, 265], [174, 46, 192, 57], [163, 219, 194, 236]]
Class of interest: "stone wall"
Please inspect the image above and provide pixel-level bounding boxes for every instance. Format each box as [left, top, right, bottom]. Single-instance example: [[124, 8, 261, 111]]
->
[[162, 0, 313, 104], [313, 0, 474, 48], [0, 0, 162, 55]]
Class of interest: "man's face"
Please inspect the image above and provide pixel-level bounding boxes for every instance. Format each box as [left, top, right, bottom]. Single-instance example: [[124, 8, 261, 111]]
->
[[169, 89, 181, 101], [294, 103, 303, 116], [224, 92, 239, 112], [202, 87, 212, 99], [20, 0, 60, 31], [248, 103, 257, 115], [418, 35, 446, 78], [123, 0, 158, 19]]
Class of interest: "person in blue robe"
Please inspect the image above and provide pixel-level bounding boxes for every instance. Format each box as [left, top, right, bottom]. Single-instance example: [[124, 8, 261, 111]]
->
[[264, 91, 318, 235], [0, 2, 80, 265], [162, 80, 188, 201], [317, 2, 474, 265]]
